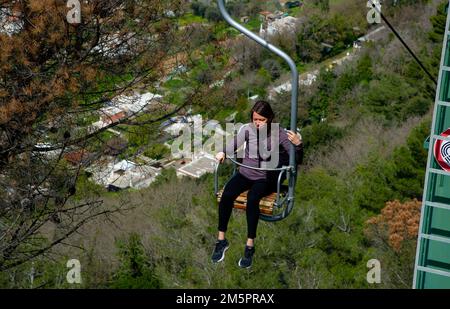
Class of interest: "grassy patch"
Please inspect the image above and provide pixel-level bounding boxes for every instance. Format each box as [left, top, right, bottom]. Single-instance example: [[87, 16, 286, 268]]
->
[[178, 13, 207, 26], [246, 17, 262, 32], [287, 6, 302, 16], [163, 78, 189, 91]]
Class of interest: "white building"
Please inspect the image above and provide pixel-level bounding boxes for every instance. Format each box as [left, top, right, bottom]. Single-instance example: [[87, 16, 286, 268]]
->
[[0, 8, 23, 36], [299, 72, 318, 86], [109, 92, 163, 115], [162, 114, 204, 137], [89, 158, 161, 190], [90, 92, 163, 131], [176, 152, 217, 179], [162, 119, 190, 136], [92, 32, 135, 58], [260, 16, 298, 37], [268, 70, 318, 99]]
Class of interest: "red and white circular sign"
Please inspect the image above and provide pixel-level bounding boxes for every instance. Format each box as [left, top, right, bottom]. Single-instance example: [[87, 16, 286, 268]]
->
[[434, 128, 450, 171]]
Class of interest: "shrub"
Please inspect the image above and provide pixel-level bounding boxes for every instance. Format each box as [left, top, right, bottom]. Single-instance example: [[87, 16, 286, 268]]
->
[[110, 233, 162, 289]]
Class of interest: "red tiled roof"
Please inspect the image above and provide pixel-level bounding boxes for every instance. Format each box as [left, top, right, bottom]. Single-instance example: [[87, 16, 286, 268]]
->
[[102, 111, 126, 123], [64, 150, 89, 165]]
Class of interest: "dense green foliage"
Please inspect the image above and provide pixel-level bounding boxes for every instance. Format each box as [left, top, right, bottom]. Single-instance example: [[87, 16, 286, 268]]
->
[[110, 233, 162, 289]]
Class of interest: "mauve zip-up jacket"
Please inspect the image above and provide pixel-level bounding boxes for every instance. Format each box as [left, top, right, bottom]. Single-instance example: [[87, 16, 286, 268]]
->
[[223, 123, 303, 181]]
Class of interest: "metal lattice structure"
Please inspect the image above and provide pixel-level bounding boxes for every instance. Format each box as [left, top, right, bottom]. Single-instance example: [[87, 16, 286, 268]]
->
[[413, 1, 450, 289]]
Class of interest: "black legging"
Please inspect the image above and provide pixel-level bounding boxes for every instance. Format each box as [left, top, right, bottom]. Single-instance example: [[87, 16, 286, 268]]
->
[[218, 172, 282, 239]]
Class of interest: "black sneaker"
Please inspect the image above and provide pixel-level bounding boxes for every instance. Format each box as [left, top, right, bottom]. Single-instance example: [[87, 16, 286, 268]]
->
[[211, 239, 229, 263], [238, 245, 255, 269]]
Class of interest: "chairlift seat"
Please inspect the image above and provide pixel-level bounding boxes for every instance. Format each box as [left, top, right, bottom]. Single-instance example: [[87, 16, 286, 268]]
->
[[216, 185, 288, 215]]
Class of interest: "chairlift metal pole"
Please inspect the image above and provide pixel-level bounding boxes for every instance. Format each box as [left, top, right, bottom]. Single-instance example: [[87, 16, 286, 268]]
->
[[217, 0, 299, 220]]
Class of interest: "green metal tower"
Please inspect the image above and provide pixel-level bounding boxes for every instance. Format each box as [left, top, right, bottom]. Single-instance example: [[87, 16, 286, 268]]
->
[[413, 1, 450, 289]]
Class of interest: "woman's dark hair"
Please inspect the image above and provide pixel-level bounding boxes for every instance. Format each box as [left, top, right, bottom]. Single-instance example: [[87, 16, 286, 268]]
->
[[250, 100, 275, 123]]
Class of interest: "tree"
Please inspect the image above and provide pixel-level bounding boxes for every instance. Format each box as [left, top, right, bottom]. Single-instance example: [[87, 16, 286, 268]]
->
[[365, 199, 421, 287], [0, 0, 196, 272], [262, 59, 282, 80], [104, 137, 128, 156], [313, 0, 330, 13], [144, 143, 170, 160], [110, 233, 162, 288], [204, 6, 222, 22], [231, 36, 264, 72], [191, 1, 208, 17], [297, 12, 357, 62]]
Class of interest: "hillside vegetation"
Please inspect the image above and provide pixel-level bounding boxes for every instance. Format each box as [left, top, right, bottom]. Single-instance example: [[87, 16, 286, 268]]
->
[[0, 0, 444, 288]]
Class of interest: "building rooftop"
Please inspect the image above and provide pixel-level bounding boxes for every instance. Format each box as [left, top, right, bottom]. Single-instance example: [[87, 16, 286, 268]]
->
[[0, 8, 23, 36], [64, 150, 95, 166], [88, 158, 161, 190], [177, 154, 217, 178]]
